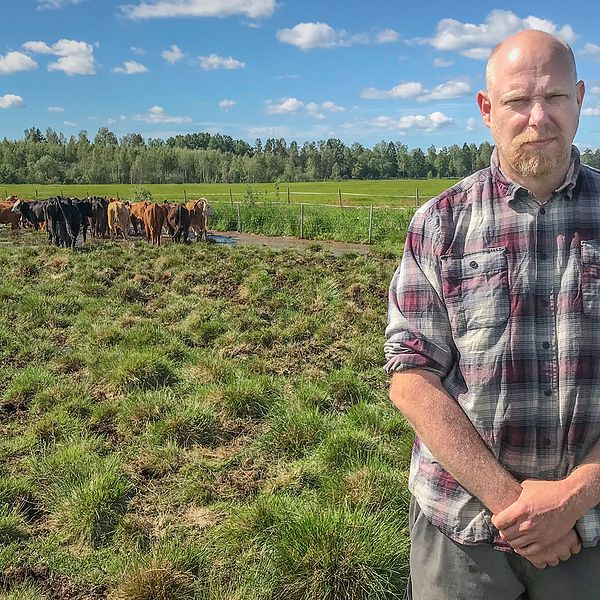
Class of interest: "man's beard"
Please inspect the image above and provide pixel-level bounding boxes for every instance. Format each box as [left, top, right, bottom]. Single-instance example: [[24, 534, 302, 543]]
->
[[506, 130, 570, 178]]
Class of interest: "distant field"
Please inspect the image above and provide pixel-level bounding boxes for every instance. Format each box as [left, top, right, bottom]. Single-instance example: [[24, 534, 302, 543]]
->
[[1, 179, 459, 208]]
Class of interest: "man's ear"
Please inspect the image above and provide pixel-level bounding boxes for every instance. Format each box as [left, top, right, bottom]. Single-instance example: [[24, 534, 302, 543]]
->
[[576, 80, 585, 110], [477, 90, 492, 128]]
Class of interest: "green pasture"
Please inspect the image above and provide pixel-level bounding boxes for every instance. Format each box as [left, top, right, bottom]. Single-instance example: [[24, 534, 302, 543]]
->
[[1, 179, 459, 208], [0, 232, 411, 599]]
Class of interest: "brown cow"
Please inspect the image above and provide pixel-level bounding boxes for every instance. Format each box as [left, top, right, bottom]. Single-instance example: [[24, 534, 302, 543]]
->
[[0, 201, 21, 230], [143, 203, 165, 246], [107, 200, 130, 240], [129, 201, 148, 236], [185, 198, 212, 241]]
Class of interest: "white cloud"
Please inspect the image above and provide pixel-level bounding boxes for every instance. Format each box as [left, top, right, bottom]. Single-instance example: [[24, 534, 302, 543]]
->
[[24, 39, 97, 75], [198, 54, 245, 70], [131, 46, 146, 55], [461, 47, 491, 60], [0, 94, 25, 109], [47, 106, 64, 112], [419, 79, 471, 101], [22, 41, 54, 54], [583, 105, 600, 116], [266, 97, 304, 115], [580, 43, 600, 61], [277, 22, 340, 49], [219, 99, 236, 111], [63, 120, 77, 126], [0, 51, 38, 75], [425, 10, 577, 59], [369, 111, 453, 132], [276, 74, 300, 80], [37, 0, 84, 9], [162, 44, 184, 64], [376, 29, 400, 44], [276, 22, 397, 50], [361, 79, 471, 102], [433, 58, 453, 68], [132, 105, 192, 124], [121, 0, 276, 20], [113, 60, 148, 74], [307, 100, 345, 113], [361, 82, 424, 100], [591, 86, 600, 95], [466, 117, 477, 131], [265, 97, 345, 117]]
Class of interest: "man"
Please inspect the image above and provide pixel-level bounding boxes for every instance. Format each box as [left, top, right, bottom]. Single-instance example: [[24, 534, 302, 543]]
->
[[385, 29, 600, 599]]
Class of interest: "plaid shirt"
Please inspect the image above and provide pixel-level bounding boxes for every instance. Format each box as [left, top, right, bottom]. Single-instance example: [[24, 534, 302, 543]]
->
[[385, 147, 600, 548]]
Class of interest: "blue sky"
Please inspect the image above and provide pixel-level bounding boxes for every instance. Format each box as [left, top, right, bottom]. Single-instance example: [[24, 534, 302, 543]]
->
[[2, 0, 600, 149]]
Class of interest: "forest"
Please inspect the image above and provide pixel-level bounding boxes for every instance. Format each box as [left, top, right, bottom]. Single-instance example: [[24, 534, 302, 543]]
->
[[3, 127, 598, 186]]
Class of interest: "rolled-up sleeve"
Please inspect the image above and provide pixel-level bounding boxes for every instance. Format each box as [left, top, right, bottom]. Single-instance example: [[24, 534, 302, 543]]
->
[[384, 208, 457, 379]]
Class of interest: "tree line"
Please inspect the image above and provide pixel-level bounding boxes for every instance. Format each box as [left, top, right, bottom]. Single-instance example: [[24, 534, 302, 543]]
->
[[1, 127, 600, 185]]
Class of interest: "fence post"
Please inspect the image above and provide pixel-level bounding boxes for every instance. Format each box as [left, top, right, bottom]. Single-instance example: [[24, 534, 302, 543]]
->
[[236, 203, 242, 233], [300, 204, 304, 239], [229, 188, 233, 206], [368, 205, 374, 245], [338, 188, 342, 207], [117, 192, 120, 200], [35, 189, 38, 198], [184, 189, 187, 203], [287, 187, 290, 204], [415, 188, 420, 207]]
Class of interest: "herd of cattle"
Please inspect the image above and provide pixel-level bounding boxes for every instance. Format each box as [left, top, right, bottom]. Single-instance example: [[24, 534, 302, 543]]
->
[[0, 195, 213, 248]]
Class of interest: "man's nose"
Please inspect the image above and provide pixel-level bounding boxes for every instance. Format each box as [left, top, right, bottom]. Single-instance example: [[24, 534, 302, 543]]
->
[[529, 101, 549, 127]]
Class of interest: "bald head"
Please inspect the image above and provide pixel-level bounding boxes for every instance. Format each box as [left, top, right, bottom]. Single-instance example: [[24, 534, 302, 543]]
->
[[486, 30, 577, 91]]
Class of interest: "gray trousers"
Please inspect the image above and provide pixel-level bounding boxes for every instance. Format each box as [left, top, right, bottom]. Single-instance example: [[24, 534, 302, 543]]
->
[[408, 497, 600, 600]]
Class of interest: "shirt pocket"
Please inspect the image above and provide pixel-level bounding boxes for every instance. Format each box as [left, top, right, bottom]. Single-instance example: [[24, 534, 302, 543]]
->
[[441, 247, 510, 332], [581, 240, 600, 319]]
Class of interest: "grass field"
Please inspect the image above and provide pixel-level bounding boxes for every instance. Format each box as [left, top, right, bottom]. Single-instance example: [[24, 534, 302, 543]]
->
[[1, 179, 459, 208], [0, 230, 412, 599]]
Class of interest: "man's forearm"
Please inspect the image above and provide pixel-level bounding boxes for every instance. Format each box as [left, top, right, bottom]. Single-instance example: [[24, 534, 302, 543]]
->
[[390, 369, 521, 514], [566, 436, 600, 517]]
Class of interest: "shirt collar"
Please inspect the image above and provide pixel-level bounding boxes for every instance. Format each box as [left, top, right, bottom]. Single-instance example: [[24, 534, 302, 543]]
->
[[490, 145, 581, 203]]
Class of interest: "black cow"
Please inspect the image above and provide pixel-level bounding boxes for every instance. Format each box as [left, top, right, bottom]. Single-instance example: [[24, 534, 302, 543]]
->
[[75, 198, 93, 243], [88, 196, 109, 238], [11, 198, 40, 229], [166, 204, 191, 243], [45, 196, 82, 248]]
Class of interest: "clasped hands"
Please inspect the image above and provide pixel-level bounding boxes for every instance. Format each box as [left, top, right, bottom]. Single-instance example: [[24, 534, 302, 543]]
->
[[492, 479, 582, 569]]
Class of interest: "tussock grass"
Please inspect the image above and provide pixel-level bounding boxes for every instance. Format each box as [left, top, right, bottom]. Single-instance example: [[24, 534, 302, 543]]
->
[[260, 405, 330, 457], [104, 350, 179, 392], [0, 582, 45, 600], [29, 442, 130, 546], [0, 238, 411, 598], [0, 504, 28, 543], [221, 376, 280, 419], [213, 495, 407, 599], [109, 560, 194, 600], [2, 366, 57, 406]]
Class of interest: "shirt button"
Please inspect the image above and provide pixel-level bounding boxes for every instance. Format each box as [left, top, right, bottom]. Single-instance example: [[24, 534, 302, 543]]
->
[[542, 341, 551, 349], [539, 207, 546, 215], [469, 261, 478, 269], [541, 300, 549, 308], [544, 389, 553, 397], [539, 252, 548, 260], [543, 438, 552, 448]]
